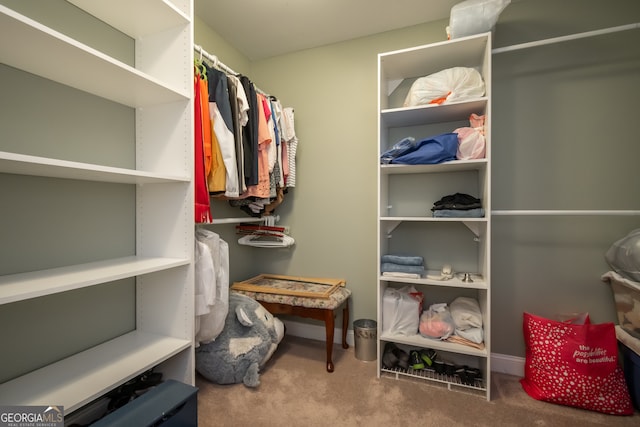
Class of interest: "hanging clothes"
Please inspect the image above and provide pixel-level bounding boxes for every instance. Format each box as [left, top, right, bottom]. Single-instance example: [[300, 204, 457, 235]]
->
[[270, 97, 286, 188], [245, 93, 272, 199], [281, 107, 298, 188], [227, 75, 249, 193], [195, 228, 230, 345], [240, 76, 259, 187], [193, 45, 298, 220], [194, 69, 212, 223], [198, 72, 213, 179], [207, 66, 239, 197]]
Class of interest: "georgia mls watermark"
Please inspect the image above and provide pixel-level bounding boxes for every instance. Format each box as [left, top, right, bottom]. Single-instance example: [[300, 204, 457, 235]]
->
[[0, 406, 63, 427]]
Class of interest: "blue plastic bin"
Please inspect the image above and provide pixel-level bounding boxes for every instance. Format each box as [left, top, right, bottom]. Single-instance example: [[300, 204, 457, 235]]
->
[[621, 343, 640, 410]]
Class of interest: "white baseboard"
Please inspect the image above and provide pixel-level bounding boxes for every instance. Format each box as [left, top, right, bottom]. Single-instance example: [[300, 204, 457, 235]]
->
[[491, 352, 525, 377], [283, 319, 355, 346], [282, 319, 525, 377]]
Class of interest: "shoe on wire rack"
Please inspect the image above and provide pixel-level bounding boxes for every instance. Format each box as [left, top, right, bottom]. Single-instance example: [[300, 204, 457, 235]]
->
[[420, 348, 437, 367], [382, 342, 399, 369], [393, 347, 410, 370], [409, 350, 425, 370]]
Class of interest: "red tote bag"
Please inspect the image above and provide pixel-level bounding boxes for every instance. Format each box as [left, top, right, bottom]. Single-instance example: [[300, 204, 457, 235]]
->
[[520, 312, 633, 415]]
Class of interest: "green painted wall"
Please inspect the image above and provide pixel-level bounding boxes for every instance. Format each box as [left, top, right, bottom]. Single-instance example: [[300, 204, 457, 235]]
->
[[196, 0, 640, 357]]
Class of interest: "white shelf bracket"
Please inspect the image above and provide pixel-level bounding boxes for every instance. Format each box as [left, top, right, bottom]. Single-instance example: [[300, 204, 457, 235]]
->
[[463, 221, 482, 239], [385, 220, 402, 237], [387, 79, 403, 96]]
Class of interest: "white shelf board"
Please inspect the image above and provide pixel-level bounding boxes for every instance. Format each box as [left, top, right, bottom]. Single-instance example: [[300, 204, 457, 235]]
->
[[379, 33, 490, 81], [380, 216, 487, 223], [380, 217, 487, 236], [380, 331, 488, 357], [381, 159, 487, 175], [67, 0, 190, 39], [380, 98, 487, 127], [0, 331, 191, 412], [0, 6, 189, 107], [209, 217, 264, 225], [380, 273, 487, 290], [0, 256, 190, 305], [0, 151, 189, 184]]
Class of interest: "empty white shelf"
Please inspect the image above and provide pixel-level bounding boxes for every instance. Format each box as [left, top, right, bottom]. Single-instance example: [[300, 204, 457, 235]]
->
[[381, 159, 487, 175], [0, 6, 189, 107], [0, 256, 190, 304], [0, 331, 191, 412], [0, 151, 189, 184], [381, 98, 488, 127], [380, 274, 488, 290], [67, 0, 190, 39]]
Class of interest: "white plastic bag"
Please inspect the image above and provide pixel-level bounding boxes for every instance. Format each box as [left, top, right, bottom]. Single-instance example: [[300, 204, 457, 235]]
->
[[382, 286, 422, 335], [455, 113, 486, 160], [403, 67, 485, 107], [450, 297, 483, 329], [606, 229, 640, 282], [448, 0, 511, 39]]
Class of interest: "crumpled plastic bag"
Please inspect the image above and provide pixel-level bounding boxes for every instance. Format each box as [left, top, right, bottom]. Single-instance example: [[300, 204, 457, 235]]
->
[[454, 113, 486, 160], [419, 303, 455, 340], [605, 229, 640, 282], [448, 0, 511, 39], [403, 67, 485, 107], [383, 286, 423, 335]]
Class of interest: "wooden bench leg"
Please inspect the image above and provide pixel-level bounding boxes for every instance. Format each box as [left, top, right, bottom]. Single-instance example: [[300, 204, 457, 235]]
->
[[324, 299, 350, 372], [323, 309, 335, 372], [342, 300, 349, 349]]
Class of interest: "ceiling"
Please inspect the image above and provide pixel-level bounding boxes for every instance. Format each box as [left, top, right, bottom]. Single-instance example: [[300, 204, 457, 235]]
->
[[195, 0, 462, 61]]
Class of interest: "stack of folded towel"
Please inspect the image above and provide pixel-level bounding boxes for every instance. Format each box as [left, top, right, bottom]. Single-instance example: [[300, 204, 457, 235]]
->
[[381, 254, 425, 279]]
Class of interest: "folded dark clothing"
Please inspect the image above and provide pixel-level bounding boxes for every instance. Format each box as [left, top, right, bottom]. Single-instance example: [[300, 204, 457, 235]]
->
[[432, 193, 482, 211], [381, 254, 424, 266]]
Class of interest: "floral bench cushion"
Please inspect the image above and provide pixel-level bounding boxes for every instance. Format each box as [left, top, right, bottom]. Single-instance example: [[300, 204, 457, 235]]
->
[[231, 287, 351, 310]]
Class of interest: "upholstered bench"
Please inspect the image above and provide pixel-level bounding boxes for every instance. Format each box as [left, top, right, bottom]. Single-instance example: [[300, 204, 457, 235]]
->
[[231, 287, 351, 372]]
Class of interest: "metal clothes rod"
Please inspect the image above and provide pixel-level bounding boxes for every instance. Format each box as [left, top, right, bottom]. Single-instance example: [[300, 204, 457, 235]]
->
[[194, 44, 268, 95], [492, 210, 640, 216], [491, 22, 640, 54]]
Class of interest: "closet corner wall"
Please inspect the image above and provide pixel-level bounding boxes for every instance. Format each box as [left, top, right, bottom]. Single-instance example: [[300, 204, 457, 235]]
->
[[0, 0, 194, 413]]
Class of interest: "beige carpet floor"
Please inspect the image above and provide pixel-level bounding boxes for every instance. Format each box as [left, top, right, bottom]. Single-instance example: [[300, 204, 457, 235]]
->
[[196, 335, 639, 427]]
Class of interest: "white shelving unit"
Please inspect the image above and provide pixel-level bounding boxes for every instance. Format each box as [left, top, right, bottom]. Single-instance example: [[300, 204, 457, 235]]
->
[[377, 33, 492, 399], [0, 0, 194, 414]]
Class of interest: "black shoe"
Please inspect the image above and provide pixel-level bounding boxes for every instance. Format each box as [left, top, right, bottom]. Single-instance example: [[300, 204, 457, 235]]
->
[[455, 366, 481, 385], [382, 343, 399, 369], [420, 349, 437, 367], [444, 362, 456, 376], [392, 347, 409, 370], [465, 367, 481, 385], [455, 366, 469, 384], [409, 350, 424, 370]]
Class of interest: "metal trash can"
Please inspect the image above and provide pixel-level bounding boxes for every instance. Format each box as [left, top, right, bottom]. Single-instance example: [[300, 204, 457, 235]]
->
[[353, 319, 377, 361]]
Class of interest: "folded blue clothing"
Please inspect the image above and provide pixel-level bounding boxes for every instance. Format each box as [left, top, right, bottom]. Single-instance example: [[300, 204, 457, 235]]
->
[[432, 208, 485, 218], [381, 254, 424, 266], [390, 133, 458, 165], [380, 263, 425, 274], [380, 137, 417, 164]]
